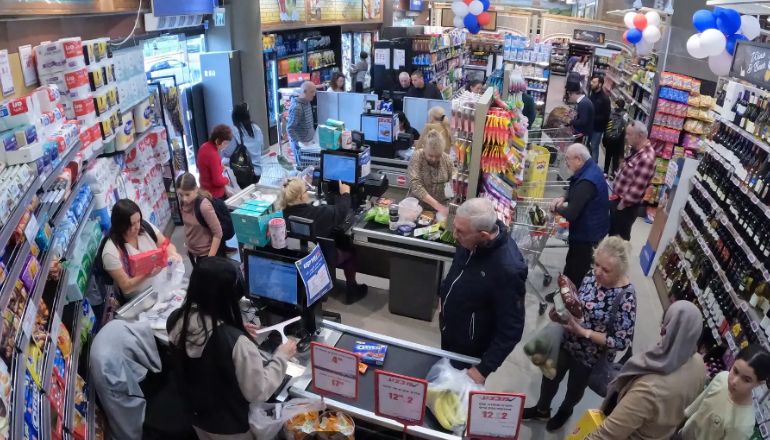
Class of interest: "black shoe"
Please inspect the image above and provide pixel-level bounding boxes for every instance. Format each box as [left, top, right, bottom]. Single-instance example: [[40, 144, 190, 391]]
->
[[343, 284, 368, 305], [546, 408, 573, 432], [522, 407, 550, 421]]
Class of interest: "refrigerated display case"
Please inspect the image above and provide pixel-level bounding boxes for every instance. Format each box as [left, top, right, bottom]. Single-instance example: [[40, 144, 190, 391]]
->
[[342, 31, 378, 91]]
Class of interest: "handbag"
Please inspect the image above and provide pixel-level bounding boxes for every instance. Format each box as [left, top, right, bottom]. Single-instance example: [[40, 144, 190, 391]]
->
[[587, 288, 633, 397]]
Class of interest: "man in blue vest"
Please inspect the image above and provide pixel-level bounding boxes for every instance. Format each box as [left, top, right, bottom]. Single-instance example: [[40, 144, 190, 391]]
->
[[549, 143, 610, 286]]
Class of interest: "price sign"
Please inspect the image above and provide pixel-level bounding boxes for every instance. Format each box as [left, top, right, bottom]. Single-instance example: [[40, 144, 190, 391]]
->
[[725, 331, 738, 353], [24, 214, 39, 244], [374, 371, 428, 425], [310, 342, 359, 400], [466, 392, 525, 440], [20, 302, 38, 342]]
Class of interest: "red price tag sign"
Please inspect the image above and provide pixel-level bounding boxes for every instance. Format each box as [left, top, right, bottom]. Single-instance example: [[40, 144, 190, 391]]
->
[[374, 370, 428, 426], [466, 392, 525, 440], [310, 342, 359, 400]]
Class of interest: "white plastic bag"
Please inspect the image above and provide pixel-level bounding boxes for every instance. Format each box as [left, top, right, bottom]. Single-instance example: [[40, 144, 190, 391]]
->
[[425, 358, 483, 434], [523, 322, 563, 379], [249, 398, 326, 440]]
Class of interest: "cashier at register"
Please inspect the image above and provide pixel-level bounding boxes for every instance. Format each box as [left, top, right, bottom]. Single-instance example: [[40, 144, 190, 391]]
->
[[407, 130, 454, 216]]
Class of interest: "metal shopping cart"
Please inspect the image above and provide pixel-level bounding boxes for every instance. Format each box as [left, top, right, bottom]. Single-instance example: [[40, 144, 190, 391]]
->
[[527, 128, 580, 181], [510, 196, 570, 315]]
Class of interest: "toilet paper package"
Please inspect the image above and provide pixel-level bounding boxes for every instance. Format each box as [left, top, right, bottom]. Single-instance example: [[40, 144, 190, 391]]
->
[[0, 130, 18, 152], [73, 98, 96, 124], [39, 71, 69, 97], [116, 111, 135, 151], [0, 96, 38, 130], [14, 125, 37, 148], [34, 86, 61, 113], [132, 98, 153, 133], [64, 68, 90, 100], [34, 38, 84, 76], [61, 38, 85, 70]]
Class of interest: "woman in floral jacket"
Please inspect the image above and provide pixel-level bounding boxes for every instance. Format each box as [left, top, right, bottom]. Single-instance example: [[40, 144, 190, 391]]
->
[[523, 236, 637, 432]]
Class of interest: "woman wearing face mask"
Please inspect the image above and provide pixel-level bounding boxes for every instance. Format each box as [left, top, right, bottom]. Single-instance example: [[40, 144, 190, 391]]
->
[[101, 199, 181, 300], [167, 257, 297, 440], [523, 236, 636, 432], [197, 124, 233, 199], [585, 301, 707, 440], [176, 173, 224, 266], [677, 344, 770, 440], [407, 129, 454, 217], [415, 106, 453, 154]]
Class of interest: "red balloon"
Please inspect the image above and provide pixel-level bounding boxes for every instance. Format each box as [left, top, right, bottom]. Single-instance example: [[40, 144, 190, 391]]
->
[[633, 13, 647, 30], [463, 0, 472, 4], [623, 30, 630, 43], [476, 12, 491, 26]]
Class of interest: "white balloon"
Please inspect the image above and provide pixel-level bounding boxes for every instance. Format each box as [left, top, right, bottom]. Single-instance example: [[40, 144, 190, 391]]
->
[[451, 1, 469, 17], [740, 15, 761, 40], [624, 12, 637, 29], [636, 40, 653, 56], [686, 34, 709, 59], [645, 11, 661, 27], [708, 50, 733, 76], [453, 16, 465, 28], [700, 28, 728, 57], [468, 0, 484, 16], [642, 26, 661, 43]]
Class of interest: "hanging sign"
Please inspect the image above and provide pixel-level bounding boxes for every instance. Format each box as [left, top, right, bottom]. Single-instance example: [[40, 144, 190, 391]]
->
[[374, 48, 390, 69], [310, 342, 359, 400], [731, 40, 770, 89], [573, 29, 605, 45], [18, 45, 38, 87], [466, 392, 526, 439], [374, 371, 428, 426]]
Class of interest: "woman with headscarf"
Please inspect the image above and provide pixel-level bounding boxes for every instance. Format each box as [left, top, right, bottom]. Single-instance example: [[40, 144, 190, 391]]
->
[[585, 300, 706, 440]]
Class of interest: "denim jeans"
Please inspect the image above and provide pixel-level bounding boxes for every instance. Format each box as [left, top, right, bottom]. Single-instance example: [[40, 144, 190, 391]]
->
[[589, 131, 603, 162]]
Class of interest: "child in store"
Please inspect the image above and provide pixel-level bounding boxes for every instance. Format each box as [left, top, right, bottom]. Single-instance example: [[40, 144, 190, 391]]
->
[[176, 173, 226, 266], [677, 344, 770, 440]]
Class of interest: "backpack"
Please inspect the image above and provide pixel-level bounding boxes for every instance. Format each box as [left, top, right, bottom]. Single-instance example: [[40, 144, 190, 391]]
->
[[194, 196, 235, 241], [229, 127, 258, 189], [605, 112, 627, 141], [94, 220, 158, 286]]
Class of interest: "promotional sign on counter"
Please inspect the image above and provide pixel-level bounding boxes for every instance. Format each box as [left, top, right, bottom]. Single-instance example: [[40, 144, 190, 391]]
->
[[374, 370, 428, 426], [295, 245, 333, 306], [310, 342, 359, 400], [466, 391, 526, 439]]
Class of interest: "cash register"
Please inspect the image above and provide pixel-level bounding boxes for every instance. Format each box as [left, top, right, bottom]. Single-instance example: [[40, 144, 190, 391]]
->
[[318, 148, 388, 210], [360, 113, 414, 159]]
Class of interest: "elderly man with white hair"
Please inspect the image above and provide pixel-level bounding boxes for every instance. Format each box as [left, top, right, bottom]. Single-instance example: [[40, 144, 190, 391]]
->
[[287, 81, 317, 149], [398, 71, 411, 92], [609, 120, 656, 240], [549, 143, 610, 285], [440, 198, 528, 385]]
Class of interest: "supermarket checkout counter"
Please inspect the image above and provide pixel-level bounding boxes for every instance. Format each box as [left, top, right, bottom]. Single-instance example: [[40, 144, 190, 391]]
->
[[282, 320, 478, 440]]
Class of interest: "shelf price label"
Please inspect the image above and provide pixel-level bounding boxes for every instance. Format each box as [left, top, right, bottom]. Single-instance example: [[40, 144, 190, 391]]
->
[[374, 370, 428, 426], [466, 392, 525, 440], [23, 214, 39, 244], [310, 342, 359, 400]]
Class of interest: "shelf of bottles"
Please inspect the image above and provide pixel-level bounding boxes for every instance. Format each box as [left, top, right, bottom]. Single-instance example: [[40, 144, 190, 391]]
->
[[644, 72, 713, 206], [413, 31, 466, 101], [605, 52, 657, 125]]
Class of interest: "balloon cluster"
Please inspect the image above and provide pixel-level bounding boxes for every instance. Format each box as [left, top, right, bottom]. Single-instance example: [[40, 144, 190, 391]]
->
[[451, 0, 491, 34], [622, 10, 662, 56], [686, 8, 760, 76]]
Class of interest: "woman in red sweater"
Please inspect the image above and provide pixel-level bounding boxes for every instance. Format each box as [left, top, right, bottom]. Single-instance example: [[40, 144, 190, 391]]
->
[[197, 124, 233, 199]]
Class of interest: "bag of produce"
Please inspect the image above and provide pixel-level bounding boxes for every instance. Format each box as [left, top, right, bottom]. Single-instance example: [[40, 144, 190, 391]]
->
[[250, 398, 325, 440], [283, 409, 355, 440], [550, 274, 583, 324], [522, 323, 563, 380], [425, 358, 483, 434], [363, 206, 390, 225]]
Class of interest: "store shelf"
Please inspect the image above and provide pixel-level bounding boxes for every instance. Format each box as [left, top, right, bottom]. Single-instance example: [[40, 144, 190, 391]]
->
[[0, 176, 39, 251], [0, 241, 32, 314], [505, 59, 550, 67], [51, 177, 87, 228], [120, 94, 150, 114], [413, 44, 464, 54], [464, 64, 487, 70], [606, 73, 626, 85], [277, 52, 304, 61], [672, 240, 724, 342], [10, 350, 26, 439], [64, 300, 84, 431], [717, 114, 770, 155], [305, 48, 333, 57], [632, 79, 653, 94], [40, 141, 80, 191], [527, 87, 546, 92], [310, 63, 336, 71], [64, 201, 95, 261], [41, 280, 66, 393], [523, 75, 548, 82]]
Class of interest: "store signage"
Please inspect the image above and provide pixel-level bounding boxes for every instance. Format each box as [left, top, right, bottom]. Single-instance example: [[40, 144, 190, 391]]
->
[[731, 40, 770, 90], [295, 245, 333, 306], [374, 371, 428, 425], [310, 342, 359, 400], [573, 29, 605, 45], [466, 392, 526, 439], [0, 50, 14, 97]]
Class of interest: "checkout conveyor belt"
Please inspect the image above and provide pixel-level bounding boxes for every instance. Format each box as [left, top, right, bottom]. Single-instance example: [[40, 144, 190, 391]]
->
[[288, 321, 479, 440]]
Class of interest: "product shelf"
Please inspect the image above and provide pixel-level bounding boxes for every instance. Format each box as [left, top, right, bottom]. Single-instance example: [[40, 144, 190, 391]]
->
[[672, 240, 724, 342], [504, 59, 549, 67], [717, 115, 770, 155], [120, 94, 151, 115], [10, 347, 27, 439], [523, 75, 548, 82], [63, 300, 84, 432], [40, 141, 80, 192], [632, 79, 653, 94], [41, 279, 66, 394], [0, 241, 32, 315], [0, 176, 40, 251]]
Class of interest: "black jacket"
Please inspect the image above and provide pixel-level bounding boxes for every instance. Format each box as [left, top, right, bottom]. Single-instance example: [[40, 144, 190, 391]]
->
[[590, 90, 611, 133], [406, 83, 443, 100], [439, 221, 527, 377], [282, 194, 351, 238], [572, 96, 595, 138]]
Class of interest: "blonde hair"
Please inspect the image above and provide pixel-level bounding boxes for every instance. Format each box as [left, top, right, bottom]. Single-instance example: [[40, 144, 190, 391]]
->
[[594, 236, 631, 274], [423, 129, 446, 155], [278, 178, 307, 210], [428, 106, 451, 132]]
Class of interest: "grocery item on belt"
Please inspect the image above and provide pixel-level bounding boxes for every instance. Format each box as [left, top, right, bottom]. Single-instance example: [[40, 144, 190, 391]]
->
[[353, 340, 388, 366]]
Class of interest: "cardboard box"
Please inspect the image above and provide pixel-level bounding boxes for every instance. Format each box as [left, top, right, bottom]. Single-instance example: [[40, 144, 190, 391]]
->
[[232, 207, 283, 248], [566, 409, 606, 440]]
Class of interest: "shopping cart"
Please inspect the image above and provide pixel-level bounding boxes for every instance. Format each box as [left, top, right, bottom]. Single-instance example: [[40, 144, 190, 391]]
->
[[510, 197, 570, 315], [527, 128, 580, 181], [290, 143, 322, 170]]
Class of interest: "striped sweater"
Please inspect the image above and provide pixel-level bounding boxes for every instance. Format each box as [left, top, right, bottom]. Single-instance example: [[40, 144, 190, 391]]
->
[[287, 97, 315, 143]]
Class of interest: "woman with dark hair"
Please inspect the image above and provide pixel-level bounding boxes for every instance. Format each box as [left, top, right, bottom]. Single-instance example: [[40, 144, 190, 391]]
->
[[677, 344, 770, 440], [222, 103, 266, 185], [465, 80, 484, 94], [197, 124, 233, 199], [176, 173, 224, 265], [330, 72, 346, 92], [395, 111, 420, 140], [349, 51, 369, 93], [167, 257, 296, 440], [101, 199, 181, 300]]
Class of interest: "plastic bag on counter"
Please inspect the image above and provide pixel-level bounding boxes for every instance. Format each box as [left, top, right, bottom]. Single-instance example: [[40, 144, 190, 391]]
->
[[250, 398, 326, 440], [425, 358, 483, 434], [151, 258, 187, 300], [523, 323, 563, 380]]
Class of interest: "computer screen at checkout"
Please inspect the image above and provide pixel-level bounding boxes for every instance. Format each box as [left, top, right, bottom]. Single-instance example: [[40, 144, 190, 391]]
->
[[322, 154, 357, 184], [247, 255, 298, 305]]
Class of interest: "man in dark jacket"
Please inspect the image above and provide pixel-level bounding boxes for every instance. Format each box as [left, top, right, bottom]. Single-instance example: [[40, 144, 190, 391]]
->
[[406, 70, 443, 100], [440, 198, 528, 384], [588, 76, 611, 162], [550, 143, 609, 286], [522, 92, 537, 129], [566, 81, 594, 144]]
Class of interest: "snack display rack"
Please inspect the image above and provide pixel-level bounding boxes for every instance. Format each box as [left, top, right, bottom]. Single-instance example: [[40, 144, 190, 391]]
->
[[451, 87, 494, 203], [605, 52, 657, 125]]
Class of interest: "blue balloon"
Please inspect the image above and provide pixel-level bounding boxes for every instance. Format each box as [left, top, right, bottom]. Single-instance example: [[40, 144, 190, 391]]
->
[[692, 9, 716, 32], [727, 34, 748, 55], [716, 8, 741, 35], [626, 28, 643, 44], [480, 0, 490, 11], [464, 13, 478, 28]]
